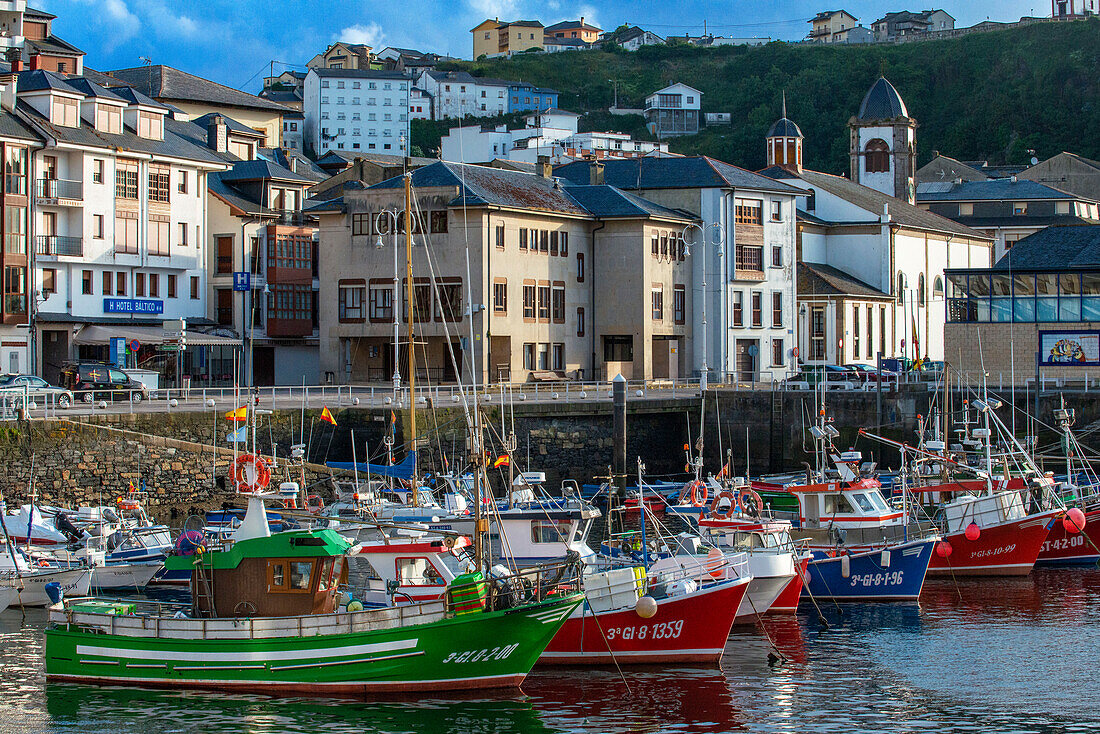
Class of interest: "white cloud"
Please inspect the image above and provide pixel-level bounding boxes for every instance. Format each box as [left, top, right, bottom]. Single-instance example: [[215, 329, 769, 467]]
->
[[74, 0, 139, 49], [333, 22, 385, 47], [466, 0, 521, 18]]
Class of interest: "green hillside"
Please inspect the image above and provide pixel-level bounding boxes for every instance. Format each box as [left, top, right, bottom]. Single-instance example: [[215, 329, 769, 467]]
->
[[431, 18, 1100, 174]]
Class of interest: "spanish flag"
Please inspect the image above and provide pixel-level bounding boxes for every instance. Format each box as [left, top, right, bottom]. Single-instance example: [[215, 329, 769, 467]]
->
[[492, 454, 510, 468], [224, 406, 247, 422], [320, 405, 337, 426]]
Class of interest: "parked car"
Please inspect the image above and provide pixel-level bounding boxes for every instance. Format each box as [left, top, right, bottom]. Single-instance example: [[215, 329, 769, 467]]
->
[[0, 374, 74, 407], [844, 364, 900, 385], [59, 362, 149, 404], [784, 364, 861, 389]]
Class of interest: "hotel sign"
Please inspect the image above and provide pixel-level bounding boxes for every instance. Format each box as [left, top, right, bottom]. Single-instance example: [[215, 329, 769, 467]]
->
[[103, 298, 164, 315], [1039, 330, 1100, 366]]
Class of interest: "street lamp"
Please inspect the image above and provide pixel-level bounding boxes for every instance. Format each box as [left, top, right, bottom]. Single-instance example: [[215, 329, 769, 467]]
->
[[682, 221, 725, 390]]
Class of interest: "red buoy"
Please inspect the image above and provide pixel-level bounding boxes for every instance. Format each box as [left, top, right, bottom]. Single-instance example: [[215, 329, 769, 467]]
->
[[936, 540, 953, 558], [1063, 507, 1087, 534], [964, 522, 981, 541]]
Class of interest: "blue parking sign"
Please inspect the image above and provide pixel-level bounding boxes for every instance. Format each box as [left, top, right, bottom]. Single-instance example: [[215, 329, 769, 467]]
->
[[233, 272, 250, 291]]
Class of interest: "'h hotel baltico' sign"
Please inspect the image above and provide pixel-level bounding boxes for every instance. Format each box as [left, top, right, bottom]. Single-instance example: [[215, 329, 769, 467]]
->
[[103, 298, 164, 315]]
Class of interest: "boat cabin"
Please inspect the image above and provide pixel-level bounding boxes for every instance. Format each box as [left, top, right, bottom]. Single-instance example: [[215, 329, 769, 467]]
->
[[164, 529, 350, 618], [490, 506, 600, 566], [698, 517, 797, 555], [351, 534, 475, 606]]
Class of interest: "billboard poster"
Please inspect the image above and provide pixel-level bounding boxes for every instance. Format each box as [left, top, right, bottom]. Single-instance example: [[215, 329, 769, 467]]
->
[[1039, 331, 1100, 365]]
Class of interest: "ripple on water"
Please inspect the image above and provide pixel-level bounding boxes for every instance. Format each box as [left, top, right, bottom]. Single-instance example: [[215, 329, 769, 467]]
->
[[0, 568, 1098, 733]]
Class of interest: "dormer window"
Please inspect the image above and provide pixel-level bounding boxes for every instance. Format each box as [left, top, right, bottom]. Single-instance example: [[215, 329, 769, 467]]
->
[[95, 105, 122, 134], [137, 111, 163, 140], [51, 97, 78, 127]]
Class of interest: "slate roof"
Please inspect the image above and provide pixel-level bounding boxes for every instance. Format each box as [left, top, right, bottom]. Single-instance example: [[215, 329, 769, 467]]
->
[[15, 99, 229, 166], [208, 172, 273, 217], [545, 38, 589, 47], [106, 65, 291, 112], [526, 108, 578, 118], [16, 70, 80, 94], [554, 156, 802, 195], [309, 68, 409, 79], [318, 149, 436, 167], [371, 161, 589, 214], [101, 84, 169, 110], [544, 20, 602, 33], [220, 159, 314, 184], [799, 262, 891, 298], [993, 225, 1100, 270], [258, 89, 302, 105], [916, 179, 1090, 202], [257, 148, 328, 181], [191, 112, 265, 138], [0, 108, 44, 142], [24, 6, 55, 20], [952, 215, 1096, 229], [62, 77, 129, 102], [855, 77, 909, 121], [168, 118, 238, 164], [765, 167, 985, 238], [562, 184, 695, 221], [767, 117, 803, 138]]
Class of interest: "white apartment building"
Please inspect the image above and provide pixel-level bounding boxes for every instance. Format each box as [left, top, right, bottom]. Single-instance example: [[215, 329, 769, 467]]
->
[[303, 68, 411, 157], [417, 71, 507, 120], [440, 110, 576, 164], [16, 71, 230, 383]]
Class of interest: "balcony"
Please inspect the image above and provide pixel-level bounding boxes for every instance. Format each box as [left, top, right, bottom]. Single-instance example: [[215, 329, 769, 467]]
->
[[0, 34, 23, 50], [0, 1, 28, 12], [35, 235, 83, 257], [35, 178, 83, 202]]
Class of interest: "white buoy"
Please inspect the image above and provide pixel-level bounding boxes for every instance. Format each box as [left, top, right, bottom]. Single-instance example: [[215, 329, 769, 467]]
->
[[451, 394, 460, 402], [520, 394, 527, 401], [352, 397, 360, 406], [881, 549, 891, 567], [98, 401, 108, 410], [205, 399, 216, 408], [169, 399, 179, 408], [840, 554, 851, 578], [580, 391, 587, 399], [383, 396, 392, 405], [635, 389, 643, 397], [552, 392, 559, 400], [635, 595, 658, 619], [28, 401, 37, 410]]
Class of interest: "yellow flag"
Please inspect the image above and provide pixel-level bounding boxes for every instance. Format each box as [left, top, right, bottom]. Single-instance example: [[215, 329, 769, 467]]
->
[[224, 406, 247, 422], [321, 405, 337, 426]]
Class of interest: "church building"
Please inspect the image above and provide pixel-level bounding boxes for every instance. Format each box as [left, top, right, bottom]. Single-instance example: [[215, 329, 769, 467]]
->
[[759, 78, 994, 366]]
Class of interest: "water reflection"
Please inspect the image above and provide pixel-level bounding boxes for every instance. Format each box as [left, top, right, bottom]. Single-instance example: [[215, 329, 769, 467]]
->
[[1, 569, 1098, 733]]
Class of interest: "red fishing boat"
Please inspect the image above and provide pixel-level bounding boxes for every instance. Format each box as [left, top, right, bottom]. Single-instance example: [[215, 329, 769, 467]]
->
[[862, 396, 1063, 577]]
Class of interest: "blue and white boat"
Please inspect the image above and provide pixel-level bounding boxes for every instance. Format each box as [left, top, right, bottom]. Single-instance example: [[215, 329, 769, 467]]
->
[[767, 413, 939, 601]]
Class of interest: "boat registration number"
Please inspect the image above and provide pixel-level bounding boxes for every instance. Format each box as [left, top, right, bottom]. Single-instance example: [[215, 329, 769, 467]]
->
[[848, 571, 904, 587], [441, 643, 519, 664], [971, 544, 1015, 559], [605, 620, 683, 641], [1042, 536, 1085, 552]]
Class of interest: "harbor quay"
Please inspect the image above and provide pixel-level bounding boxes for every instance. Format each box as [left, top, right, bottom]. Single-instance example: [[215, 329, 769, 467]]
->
[[1, 385, 1096, 518]]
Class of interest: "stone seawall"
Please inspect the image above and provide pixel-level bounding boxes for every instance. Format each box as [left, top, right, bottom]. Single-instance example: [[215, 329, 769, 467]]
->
[[8, 384, 1090, 523]]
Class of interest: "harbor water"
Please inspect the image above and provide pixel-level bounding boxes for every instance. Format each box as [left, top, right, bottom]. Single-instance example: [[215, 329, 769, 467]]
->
[[1, 568, 1097, 733]]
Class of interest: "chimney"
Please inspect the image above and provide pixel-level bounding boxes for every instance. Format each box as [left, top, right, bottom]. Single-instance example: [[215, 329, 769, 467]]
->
[[29, 53, 40, 71], [589, 160, 604, 185], [6, 47, 21, 73], [580, 16, 585, 25], [537, 154, 552, 179], [207, 114, 228, 153]]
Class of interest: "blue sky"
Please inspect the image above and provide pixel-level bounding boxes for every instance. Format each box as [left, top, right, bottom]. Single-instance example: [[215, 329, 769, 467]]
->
[[43, 0, 1048, 92]]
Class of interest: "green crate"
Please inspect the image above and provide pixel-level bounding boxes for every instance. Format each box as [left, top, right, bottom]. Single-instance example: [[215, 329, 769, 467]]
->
[[70, 601, 136, 616]]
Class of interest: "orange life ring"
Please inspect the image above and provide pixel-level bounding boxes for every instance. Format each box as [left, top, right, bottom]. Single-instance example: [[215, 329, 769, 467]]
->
[[233, 454, 270, 493], [116, 499, 139, 511], [738, 488, 763, 518], [306, 494, 325, 513], [709, 490, 736, 519], [684, 480, 708, 507]]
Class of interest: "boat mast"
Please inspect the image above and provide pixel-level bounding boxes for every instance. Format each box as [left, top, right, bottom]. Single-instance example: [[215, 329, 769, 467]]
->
[[403, 173, 419, 506]]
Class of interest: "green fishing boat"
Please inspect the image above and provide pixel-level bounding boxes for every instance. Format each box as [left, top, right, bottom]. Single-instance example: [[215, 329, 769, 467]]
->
[[44, 498, 583, 695]]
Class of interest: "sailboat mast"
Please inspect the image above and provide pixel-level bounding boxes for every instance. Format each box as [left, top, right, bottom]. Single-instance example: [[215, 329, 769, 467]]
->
[[404, 173, 419, 505]]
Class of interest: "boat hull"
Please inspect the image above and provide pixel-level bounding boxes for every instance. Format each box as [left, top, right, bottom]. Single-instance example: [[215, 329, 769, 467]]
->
[[538, 577, 748, 665], [1035, 507, 1100, 565], [769, 558, 808, 613], [45, 595, 583, 695], [91, 562, 161, 591], [5, 567, 93, 607], [928, 512, 1055, 576], [803, 539, 935, 601], [735, 574, 790, 621]]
